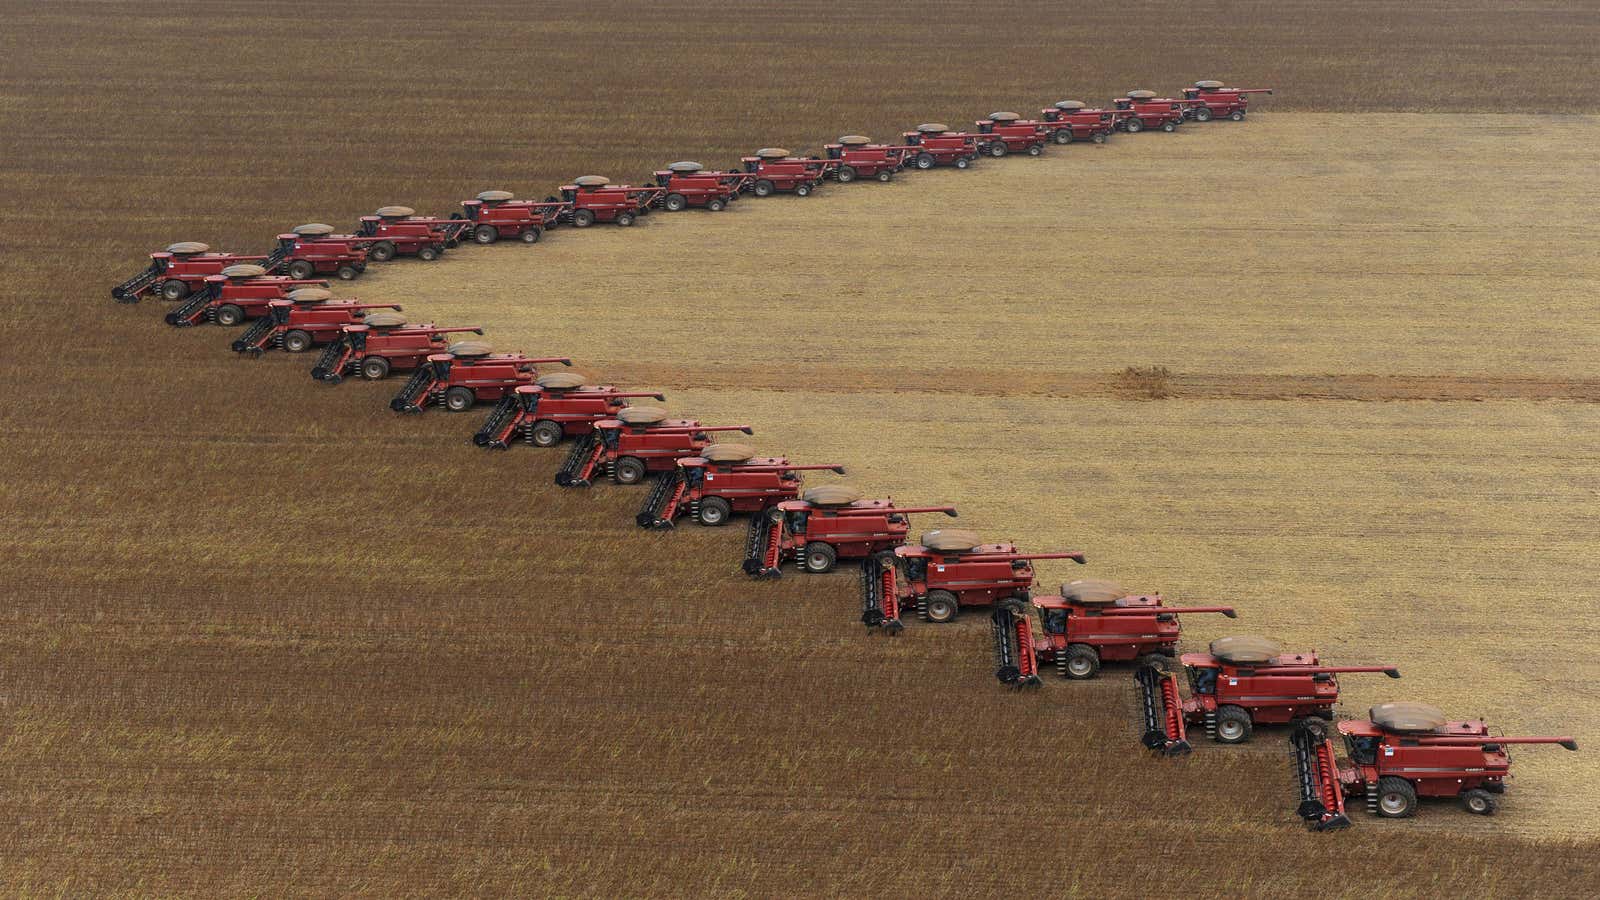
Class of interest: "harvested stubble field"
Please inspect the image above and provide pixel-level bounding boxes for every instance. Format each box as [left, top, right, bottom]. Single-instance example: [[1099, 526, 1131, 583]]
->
[[5, 1, 1600, 895]]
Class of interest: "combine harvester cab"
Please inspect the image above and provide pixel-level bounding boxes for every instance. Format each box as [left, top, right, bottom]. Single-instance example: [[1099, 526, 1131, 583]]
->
[[1135, 635, 1400, 755], [651, 161, 746, 211], [389, 342, 571, 414], [1291, 704, 1577, 830], [557, 176, 663, 227], [166, 266, 329, 327], [270, 224, 371, 281], [990, 579, 1236, 685], [862, 530, 1086, 630], [739, 149, 832, 197], [474, 373, 665, 449], [1040, 101, 1117, 144], [1181, 80, 1273, 122], [458, 190, 565, 245], [112, 242, 270, 302], [554, 407, 753, 488], [355, 205, 460, 260], [312, 314, 484, 383], [636, 444, 846, 529], [1112, 90, 1195, 133], [822, 136, 906, 183], [899, 124, 980, 170], [745, 484, 957, 579], [231, 291, 402, 355], [973, 112, 1048, 158]]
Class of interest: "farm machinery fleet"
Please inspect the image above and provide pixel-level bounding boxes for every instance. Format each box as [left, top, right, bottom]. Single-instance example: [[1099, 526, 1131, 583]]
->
[[108, 80, 1581, 827]]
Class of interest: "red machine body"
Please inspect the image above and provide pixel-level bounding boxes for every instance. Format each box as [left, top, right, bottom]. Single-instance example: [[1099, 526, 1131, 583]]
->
[[990, 580, 1237, 685], [389, 343, 572, 414], [111, 242, 271, 302], [554, 407, 754, 487], [559, 176, 662, 226], [637, 447, 846, 528], [355, 205, 463, 259], [230, 295, 402, 354], [899, 124, 979, 169], [740, 149, 831, 197], [459, 191, 565, 244], [1292, 705, 1577, 830], [1136, 637, 1401, 754], [164, 270, 328, 327], [265, 225, 370, 281], [1181, 80, 1273, 121], [1112, 91, 1196, 133], [823, 136, 908, 182], [474, 376, 665, 449], [1040, 101, 1118, 144], [743, 486, 957, 577], [311, 316, 484, 383], [862, 532, 1086, 630], [651, 161, 746, 211], [973, 112, 1048, 158]]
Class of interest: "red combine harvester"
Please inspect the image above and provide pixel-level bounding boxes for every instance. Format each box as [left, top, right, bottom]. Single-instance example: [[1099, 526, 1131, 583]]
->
[[1292, 703, 1577, 829], [164, 267, 328, 327], [899, 124, 979, 170], [558, 175, 662, 226], [973, 112, 1048, 158], [823, 135, 906, 182], [1040, 101, 1118, 144], [861, 530, 1086, 630], [739, 149, 830, 197], [230, 291, 402, 354], [636, 444, 846, 529], [311, 313, 484, 383], [1135, 636, 1401, 755], [457, 190, 565, 244], [474, 372, 665, 449], [262, 224, 370, 281], [112, 242, 271, 302], [744, 485, 958, 577], [554, 407, 754, 487], [356, 205, 466, 259], [991, 579, 1237, 685], [389, 342, 572, 414], [1112, 90, 1193, 133], [1182, 80, 1273, 121], [651, 162, 746, 211]]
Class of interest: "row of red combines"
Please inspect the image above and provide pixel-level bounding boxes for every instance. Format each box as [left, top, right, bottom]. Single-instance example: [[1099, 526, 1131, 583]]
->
[[113, 78, 1581, 828]]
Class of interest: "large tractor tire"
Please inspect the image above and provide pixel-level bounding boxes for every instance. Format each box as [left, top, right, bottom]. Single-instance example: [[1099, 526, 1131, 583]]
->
[[801, 541, 837, 574], [1374, 777, 1418, 818]]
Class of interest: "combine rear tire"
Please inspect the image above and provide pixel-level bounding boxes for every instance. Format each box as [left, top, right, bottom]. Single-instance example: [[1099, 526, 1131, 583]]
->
[[1214, 706, 1253, 744], [474, 225, 499, 244], [875, 170, 893, 183], [160, 280, 189, 301], [282, 330, 313, 353], [1053, 129, 1073, 145], [914, 153, 935, 170], [614, 457, 647, 484], [698, 497, 732, 526], [924, 590, 959, 623], [616, 212, 636, 227], [1092, 132, 1107, 144], [1230, 110, 1245, 121], [753, 179, 775, 197], [1124, 118, 1144, 134], [664, 193, 688, 211], [572, 209, 596, 228], [706, 198, 726, 212], [1138, 653, 1170, 672], [1161, 121, 1178, 133], [213, 304, 245, 327], [795, 183, 812, 197], [1027, 144, 1043, 156], [444, 386, 477, 412], [417, 245, 440, 261], [801, 541, 837, 574], [531, 420, 564, 447], [369, 241, 396, 262], [1374, 777, 1418, 818], [1461, 789, 1497, 816], [836, 166, 856, 183], [360, 357, 390, 380], [954, 157, 971, 170], [336, 265, 359, 281], [518, 227, 541, 244], [287, 260, 316, 280], [1194, 107, 1214, 122], [1063, 644, 1100, 679]]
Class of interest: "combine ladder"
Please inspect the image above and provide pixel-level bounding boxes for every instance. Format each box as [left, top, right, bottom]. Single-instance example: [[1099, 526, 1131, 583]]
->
[[635, 468, 686, 528], [554, 433, 603, 486], [1135, 666, 1191, 755]]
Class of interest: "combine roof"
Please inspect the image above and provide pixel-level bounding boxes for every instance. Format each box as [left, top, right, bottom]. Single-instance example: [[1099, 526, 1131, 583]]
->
[[1209, 636, 1283, 664], [447, 340, 493, 357], [920, 529, 983, 551], [477, 190, 514, 202], [1061, 579, 1128, 604], [754, 148, 790, 159], [221, 264, 268, 278], [702, 443, 756, 463], [363, 311, 407, 327], [666, 161, 704, 173], [573, 175, 612, 188], [1194, 79, 1225, 89], [1127, 90, 1157, 100], [375, 205, 415, 217], [287, 287, 332, 303], [1054, 100, 1086, 110], [837, 135, 870, 146], [802, 484, 862, 506], [916, 123, 950, 133], [166, 241, 210, 254], [536, 371, 588, 390], [292, 223, 335, 237], [988, 111, 1020, 121], [616, 405, 669, 425], [1371, 702, 1448, 734]]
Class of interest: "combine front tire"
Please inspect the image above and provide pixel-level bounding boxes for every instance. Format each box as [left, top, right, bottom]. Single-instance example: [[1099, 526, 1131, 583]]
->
[[1138, 653, 1170, 672], [663, 193, 688, 211], [1194, 107, 1214, 122], [614, 457, 647, 484], [417, 245, 441, 261], [914, 152, 935, 170], [1374, 777, 1418, 818], [836, 166, 856, 183], [444, 387, 476, 412], [1124, 118, 1144, 134], [697, 497, 732, 526], [287, 260, 316, 280], [924, 590, 959, 623], [1062, 644, 1100, 679], [801, 542, 837, 574], [360, 357, 390, 380], [1461, 789, 1497, 815], [1053, 129, 1072, 145], [531, 420, 564, 447], [752, 179, 776, 197], [988, 143, 1007, 158], [213, 304, 245, 327], [474, 225, 499, 244], [1213, 706, 1253, 744], [282, 330, 314, 353], [369, 241, 397, 262], [572, 209, 597, 228], [160, 280, 189, 301]]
